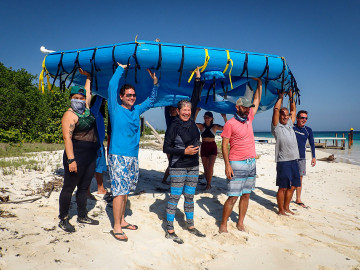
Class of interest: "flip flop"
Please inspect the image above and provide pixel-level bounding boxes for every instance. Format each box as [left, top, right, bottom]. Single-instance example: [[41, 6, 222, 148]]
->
[[110, 230, 128, 242], [121, 224, 138, 230], [294, 202, 309, 209]]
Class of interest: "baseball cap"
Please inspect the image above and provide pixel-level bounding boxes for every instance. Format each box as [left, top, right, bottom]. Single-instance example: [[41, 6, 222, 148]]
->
[[70, 85, 86, 96], [236, 97, 255, 108]]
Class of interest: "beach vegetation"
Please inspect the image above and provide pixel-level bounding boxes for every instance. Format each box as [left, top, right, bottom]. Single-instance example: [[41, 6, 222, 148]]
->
[[0, 143, 63, 158], [0, 62, 69, 143]]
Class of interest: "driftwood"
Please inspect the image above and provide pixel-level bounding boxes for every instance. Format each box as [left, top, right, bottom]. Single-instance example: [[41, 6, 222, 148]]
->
[[45, 184, 54, 199], [0, 196, 42, 204], [145, 121, 163, 145]]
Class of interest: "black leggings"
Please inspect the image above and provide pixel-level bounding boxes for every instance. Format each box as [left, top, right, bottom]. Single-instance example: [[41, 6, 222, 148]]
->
[[59, 160, 96, 219]]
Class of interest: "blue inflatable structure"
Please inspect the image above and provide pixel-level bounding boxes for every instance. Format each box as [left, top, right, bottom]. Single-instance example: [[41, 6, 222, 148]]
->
[[39, 40, 300, 114]]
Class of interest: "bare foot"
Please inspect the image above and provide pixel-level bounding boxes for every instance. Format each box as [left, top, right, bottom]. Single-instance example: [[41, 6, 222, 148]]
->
[[205, 185, 212, 190], [236, 224, 245, 231], [219, 225, 228, 233], [97, 189, 107, 195], [278, 211, 289, 216], [285, 209, 295, 215]]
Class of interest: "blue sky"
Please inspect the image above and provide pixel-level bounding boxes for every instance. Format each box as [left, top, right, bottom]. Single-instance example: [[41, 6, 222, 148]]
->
[[1, 0, 359, 131]]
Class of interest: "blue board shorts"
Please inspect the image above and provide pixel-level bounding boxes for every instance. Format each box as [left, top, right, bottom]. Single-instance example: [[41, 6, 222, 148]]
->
[[108, 154, 139, 196], [276, 160, 301, 188], [227, 158, 256, 197]]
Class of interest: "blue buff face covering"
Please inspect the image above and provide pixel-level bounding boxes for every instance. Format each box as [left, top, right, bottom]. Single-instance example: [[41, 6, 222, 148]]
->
[[234, 113, 248, 123], [71, 99, 86, 114]]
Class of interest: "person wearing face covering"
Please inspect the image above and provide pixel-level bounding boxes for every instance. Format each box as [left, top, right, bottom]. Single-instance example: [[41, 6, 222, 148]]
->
[[58, 68, 100, 233]]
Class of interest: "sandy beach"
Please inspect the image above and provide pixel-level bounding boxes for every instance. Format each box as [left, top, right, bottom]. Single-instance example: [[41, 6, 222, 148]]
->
[[0, 139, 359, 270]]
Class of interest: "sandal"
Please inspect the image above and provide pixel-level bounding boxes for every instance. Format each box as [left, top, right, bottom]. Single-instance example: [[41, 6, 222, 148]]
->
[[121, 224, 138, 230], [294, 202, 309, 209], [110, 230, 128, 242]]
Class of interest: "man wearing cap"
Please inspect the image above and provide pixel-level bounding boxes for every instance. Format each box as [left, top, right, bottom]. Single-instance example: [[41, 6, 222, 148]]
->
[[293, 110, 316, 208], [219, 78, 262, 232], [271, 90, 300, 215]]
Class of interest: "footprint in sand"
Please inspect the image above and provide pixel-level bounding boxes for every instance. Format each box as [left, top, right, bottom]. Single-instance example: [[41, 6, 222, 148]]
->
[[283, 248, 310, 258]]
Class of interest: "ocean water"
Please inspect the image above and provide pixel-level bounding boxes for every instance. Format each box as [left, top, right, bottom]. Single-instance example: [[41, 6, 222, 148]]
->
[[253, 131, 360, 166]]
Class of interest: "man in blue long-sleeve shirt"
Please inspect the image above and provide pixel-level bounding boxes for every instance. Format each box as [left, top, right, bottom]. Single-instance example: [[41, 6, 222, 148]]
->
[[108, 63, 158, 241], [293, 110, 316, 208]]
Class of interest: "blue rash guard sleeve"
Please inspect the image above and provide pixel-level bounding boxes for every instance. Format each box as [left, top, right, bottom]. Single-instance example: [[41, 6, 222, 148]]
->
[[136, 83, 158, 115], [107, 66, 124, 114]]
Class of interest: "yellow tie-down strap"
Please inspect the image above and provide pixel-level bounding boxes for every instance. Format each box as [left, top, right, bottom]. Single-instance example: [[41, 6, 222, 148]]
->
[[188, 48, 210, 83], [38, 56, 51, 93], [222, 50, 233, 89]]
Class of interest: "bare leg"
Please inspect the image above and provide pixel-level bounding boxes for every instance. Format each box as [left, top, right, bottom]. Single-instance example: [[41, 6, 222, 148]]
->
[[236, 193, 250, 231], [277, 188, 288, 215], [95, 172, 107, 194], [205, 155, 216, 190], [295, 176, 303, 203], [201, 156, 209, 184], [285, 186, 296, 215], [219, 196, 239, 233], [112, 195, 128, 240]]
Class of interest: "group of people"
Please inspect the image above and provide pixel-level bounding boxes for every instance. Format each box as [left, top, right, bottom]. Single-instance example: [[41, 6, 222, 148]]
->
[[58, 63, 316, 244]]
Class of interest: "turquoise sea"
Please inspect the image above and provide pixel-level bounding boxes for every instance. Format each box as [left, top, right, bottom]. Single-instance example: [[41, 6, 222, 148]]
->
[[253, 131, 360, 166]]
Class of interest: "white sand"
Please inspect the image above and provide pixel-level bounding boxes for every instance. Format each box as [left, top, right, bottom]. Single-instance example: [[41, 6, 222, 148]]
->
[[0, 142, 359, 270]]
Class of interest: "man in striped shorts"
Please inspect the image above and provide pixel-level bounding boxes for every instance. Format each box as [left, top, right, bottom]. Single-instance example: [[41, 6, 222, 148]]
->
[[219, 78, 262, 233]]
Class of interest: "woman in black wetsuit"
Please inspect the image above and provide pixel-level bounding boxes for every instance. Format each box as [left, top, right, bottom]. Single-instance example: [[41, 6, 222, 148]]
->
[[163, 68, 206, 244], [58, 68, 100, 233], [196, 112, 227, 190]]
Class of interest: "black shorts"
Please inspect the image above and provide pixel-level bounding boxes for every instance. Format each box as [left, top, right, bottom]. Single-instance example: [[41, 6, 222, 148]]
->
[[276, 160, 301, 188]]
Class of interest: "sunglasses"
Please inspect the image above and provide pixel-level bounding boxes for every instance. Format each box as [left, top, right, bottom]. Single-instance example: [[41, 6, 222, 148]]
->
[[125, 94, 136, 98], [299, 117, 308, 120]]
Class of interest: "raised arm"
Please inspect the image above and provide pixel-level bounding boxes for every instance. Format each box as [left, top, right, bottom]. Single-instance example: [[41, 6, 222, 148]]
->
[[191, 67, 204, 119], [215, 113, 227, 131], [107, 63, 126, 113], [251, 78, 262, 115], [272, 90, 284, 126], [79, 68, 92, 108], [137, 69, 159, 115], [289, 90, 296, 124]]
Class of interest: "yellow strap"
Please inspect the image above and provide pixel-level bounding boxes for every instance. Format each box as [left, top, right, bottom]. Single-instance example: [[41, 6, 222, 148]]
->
[[38, 56, 51, 93], [228, 59, 234, 89], [223, 50, 231, 73], [188, 49, 210, 83], [223, 50, 234, 89]]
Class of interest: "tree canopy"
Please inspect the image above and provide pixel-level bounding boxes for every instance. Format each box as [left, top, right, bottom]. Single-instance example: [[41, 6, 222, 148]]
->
[[0, 62, 69, 143]]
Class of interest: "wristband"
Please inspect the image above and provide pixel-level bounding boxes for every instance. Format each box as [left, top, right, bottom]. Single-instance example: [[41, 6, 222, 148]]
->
[[67, 158, 75, 164]]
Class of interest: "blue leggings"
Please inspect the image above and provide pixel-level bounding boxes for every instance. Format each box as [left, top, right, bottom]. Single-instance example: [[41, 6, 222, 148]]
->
[[166, 166, 199, 231]]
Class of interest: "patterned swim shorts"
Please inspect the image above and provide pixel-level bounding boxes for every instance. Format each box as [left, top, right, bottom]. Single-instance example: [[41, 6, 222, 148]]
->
[[227, 158, 256, 197], [108, 154, 139, 196]]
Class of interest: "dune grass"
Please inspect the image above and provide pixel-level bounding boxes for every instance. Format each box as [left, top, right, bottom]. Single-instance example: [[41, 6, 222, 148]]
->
[[0, 143, 63, 158]]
